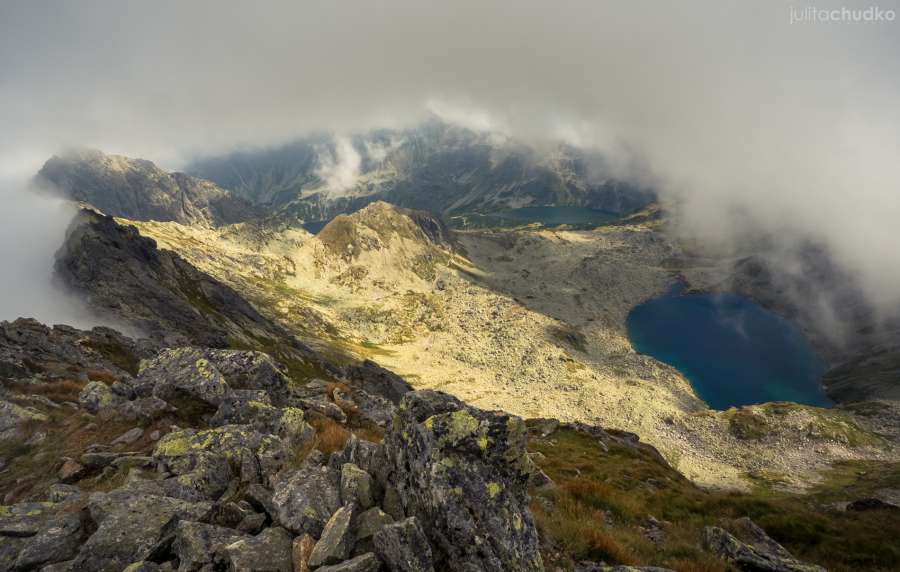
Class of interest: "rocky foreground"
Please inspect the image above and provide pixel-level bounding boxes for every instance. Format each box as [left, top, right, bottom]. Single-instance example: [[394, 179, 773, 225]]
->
[[0, 319, 853, 572]]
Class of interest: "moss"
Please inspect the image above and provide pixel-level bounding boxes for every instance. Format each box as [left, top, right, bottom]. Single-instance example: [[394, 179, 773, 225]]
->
[[487, 482, 502, 498]]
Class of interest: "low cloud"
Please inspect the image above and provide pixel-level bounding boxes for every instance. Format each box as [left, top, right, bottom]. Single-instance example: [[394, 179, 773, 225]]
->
[[0, 177, 102, 327], [315, 136, 362, 196], [1, 1, 898, 330]]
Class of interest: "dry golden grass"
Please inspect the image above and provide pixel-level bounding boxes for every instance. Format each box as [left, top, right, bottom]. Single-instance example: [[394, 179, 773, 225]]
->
[[310, 416, 350, 455], [10, 378, 86, 403], [86, 369, 118, 384]]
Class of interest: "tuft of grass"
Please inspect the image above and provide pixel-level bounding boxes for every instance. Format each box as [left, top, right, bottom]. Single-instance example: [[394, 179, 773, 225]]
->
[[9, 378, 86, 403], [309, 416, 350, 455], [86, 369, 118, 384]]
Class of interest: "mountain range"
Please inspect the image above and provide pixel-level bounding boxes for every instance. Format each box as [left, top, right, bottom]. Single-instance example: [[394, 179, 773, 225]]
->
[[0, 129, 898, 571]]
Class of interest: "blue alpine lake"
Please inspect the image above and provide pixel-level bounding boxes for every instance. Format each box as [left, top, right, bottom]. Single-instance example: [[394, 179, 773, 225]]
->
[[626, 287, 832, 410]]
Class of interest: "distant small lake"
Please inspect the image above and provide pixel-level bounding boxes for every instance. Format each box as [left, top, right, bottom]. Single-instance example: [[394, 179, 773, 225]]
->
[[626, 287, 831, 410], [301, 220, 329, 234], [450, 206, 621, 229]]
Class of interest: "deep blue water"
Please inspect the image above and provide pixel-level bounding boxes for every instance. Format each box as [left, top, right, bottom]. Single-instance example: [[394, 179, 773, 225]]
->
[[626, 287, 832, 410], [302, 220, 329, 234]]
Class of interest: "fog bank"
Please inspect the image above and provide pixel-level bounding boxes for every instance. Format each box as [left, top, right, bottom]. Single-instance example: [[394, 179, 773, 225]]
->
[[1, 1, 899, 325]]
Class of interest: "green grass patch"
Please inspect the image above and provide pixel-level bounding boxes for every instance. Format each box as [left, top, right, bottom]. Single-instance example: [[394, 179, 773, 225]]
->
[[529, 427, 900, 571]]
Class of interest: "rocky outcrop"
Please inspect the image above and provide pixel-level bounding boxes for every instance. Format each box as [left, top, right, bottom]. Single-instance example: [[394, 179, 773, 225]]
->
[[37, 149, 261, 227], [703, 517, 826, 572], [380, 390, 544, 571], [0, 317, 152, 380]]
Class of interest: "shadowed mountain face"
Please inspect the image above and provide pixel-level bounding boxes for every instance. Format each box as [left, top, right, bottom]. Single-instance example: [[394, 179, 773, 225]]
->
[[53, 209, 312, 356], [186, 121, 655, 224], [37, 149, 261, 227]]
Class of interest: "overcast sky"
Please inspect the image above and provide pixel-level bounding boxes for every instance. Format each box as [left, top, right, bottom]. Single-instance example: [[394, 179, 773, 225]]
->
[[1, 0, 899, 321]]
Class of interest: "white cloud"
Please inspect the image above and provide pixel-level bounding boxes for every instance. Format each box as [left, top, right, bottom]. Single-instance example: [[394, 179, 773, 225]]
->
[[315, 136, 362, 195]]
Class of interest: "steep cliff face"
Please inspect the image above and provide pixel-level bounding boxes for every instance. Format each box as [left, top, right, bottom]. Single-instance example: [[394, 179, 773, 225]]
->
[[37, 150, 261, 226]]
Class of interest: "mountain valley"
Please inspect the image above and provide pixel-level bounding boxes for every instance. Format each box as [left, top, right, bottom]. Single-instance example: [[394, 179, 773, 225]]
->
[[1, 139, 898, 571]]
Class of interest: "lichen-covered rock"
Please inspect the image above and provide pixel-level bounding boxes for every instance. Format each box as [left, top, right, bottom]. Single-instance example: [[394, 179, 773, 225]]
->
[[272, 464, 341, 537], [209, 393, 278, 429], [214, 526, 294, 572], [116, 397, 172, 422], [141, 348, 233, 411], [0, 400, 48, 441], [341, 463, 374, 509], [73, 490, 211, 572], [276, 407, 316, 448], [317, 553, 383, 572], [154, 425, 285, 485], [309, 504, 356, 567], [78, 382, 118, 415], [202, 349, 291, 406], [172, 521, 247, 572], [13, 510, 91, 570], [382, 390, 543, 571], [330, 434, 380, 476], [703, 518, 826, 572], [373, 517, 434, 572], [354, 507, 394, 555]]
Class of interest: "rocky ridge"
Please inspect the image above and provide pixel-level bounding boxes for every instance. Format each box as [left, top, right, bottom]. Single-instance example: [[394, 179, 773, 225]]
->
[[37, 150, 261, 227]]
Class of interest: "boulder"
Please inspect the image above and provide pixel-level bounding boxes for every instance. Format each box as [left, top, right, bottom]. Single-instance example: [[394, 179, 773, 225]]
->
[[316, 553, 383, 572], [341, 463, 375, 509], [215, 526, 294, 572], [78, 382, 118, 414], [13, 510, 91, 570], [0, 400, 48, 441], [202, 349, 291, 406], [0, 501, 57, 538], [172, 521, 247, 572], [373, 517, 434, 572], [73, 490, 211, 572], [111, 427, 145, 446], [703, 517, 826, 572], [330, 434, 380, 476], [142, 348, 233, 411], [276, 407, 317, 448], [153, 425, 286, 500], [354, 507, 394, 554], [309, 504, 356, 567], [382, 391, 543, 571], [116, 397, 172, 423], [57, 459, 87, 484], [272, 464, 341, 536]]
